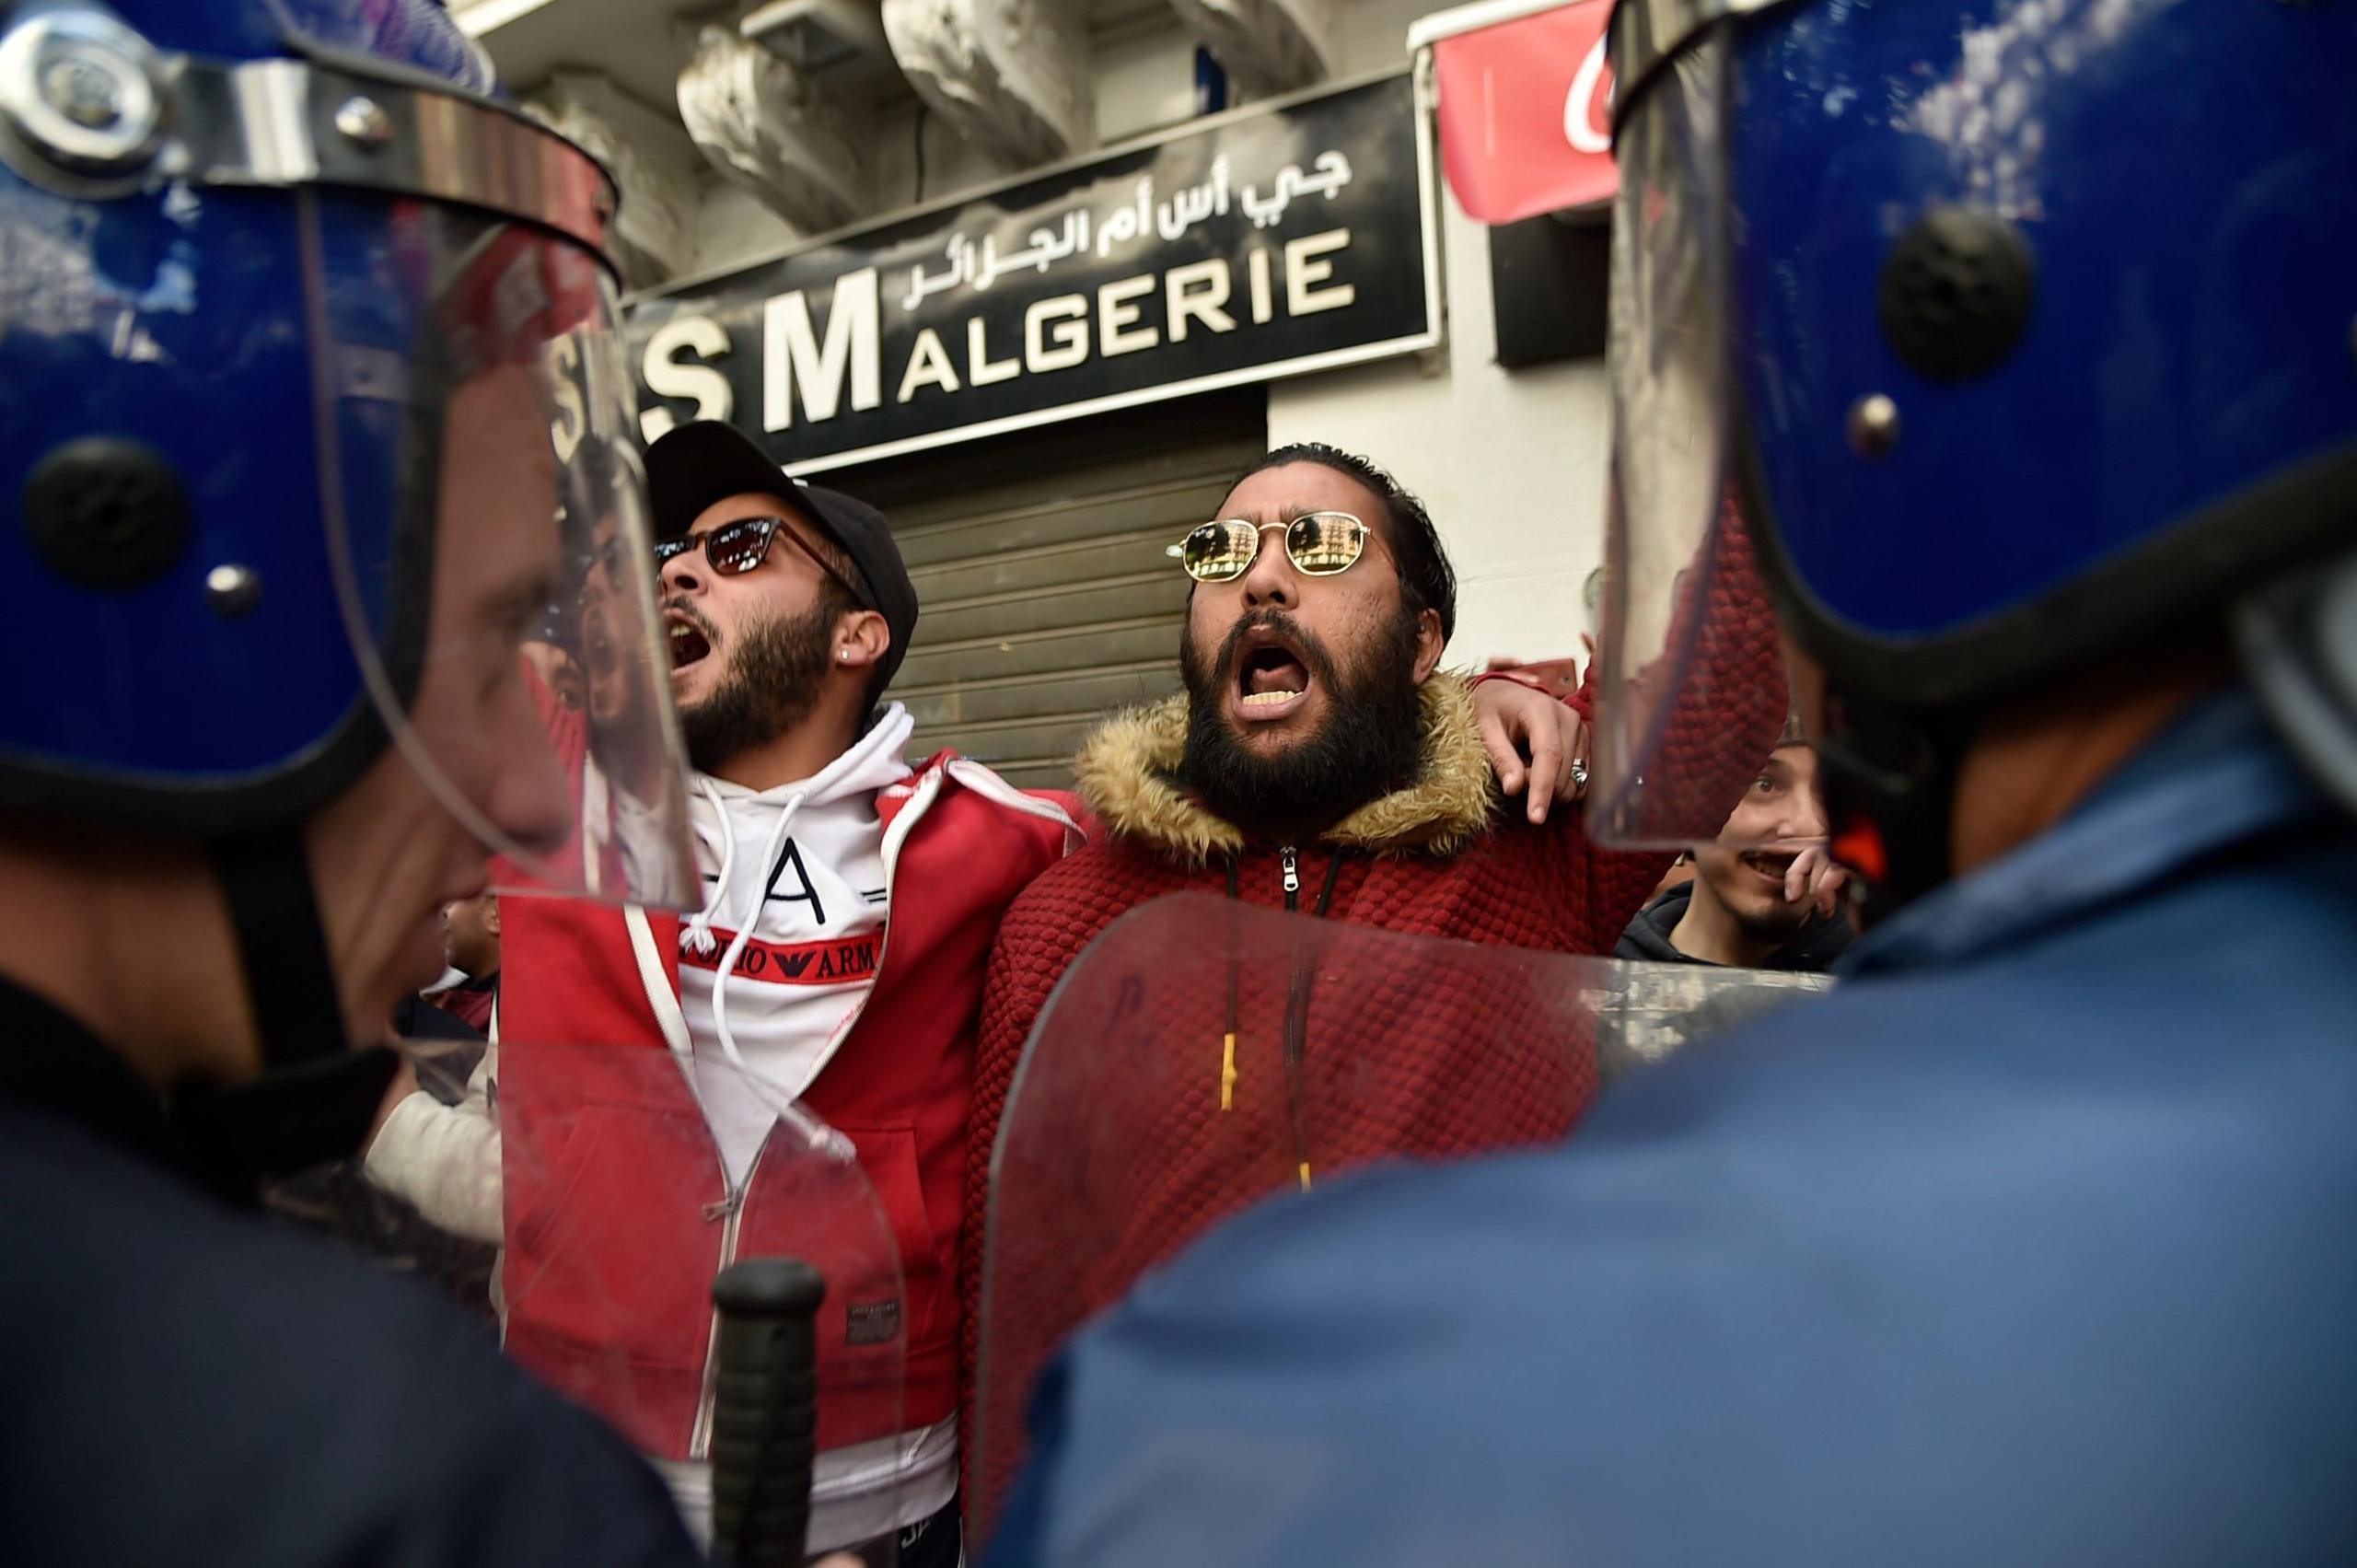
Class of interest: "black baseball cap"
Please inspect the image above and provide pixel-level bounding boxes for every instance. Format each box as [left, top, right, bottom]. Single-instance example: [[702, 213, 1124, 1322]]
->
[[644, 420, 919, 701]]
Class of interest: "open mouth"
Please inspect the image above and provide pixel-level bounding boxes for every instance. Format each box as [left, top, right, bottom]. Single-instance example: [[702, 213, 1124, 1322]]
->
[[1738, 848, 1798, 886], [1233, 627, 1313, 720], [665, 609, 714, 673]]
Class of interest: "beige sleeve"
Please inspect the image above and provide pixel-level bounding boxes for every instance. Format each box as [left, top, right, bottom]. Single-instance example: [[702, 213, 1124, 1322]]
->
[[362, 1045, 504, 1244]]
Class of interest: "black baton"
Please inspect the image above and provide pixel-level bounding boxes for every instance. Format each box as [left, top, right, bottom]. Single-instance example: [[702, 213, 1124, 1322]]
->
[[709, 1257, 826, 1568]]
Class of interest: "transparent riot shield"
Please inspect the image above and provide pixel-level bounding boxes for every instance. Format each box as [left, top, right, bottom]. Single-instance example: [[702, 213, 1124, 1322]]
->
[[1590, 489, 1796, 849], [1594, 957, 1832, 1076], [970, 893, 1833, 1545], [269, 1036, 908, 1565]]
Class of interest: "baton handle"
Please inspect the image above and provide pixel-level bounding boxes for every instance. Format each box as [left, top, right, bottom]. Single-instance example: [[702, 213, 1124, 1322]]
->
[[709, 1257, 826, 1568]]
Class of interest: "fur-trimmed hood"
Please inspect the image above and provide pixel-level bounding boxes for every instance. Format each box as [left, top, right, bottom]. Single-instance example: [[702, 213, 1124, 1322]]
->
[[1073, 673, 1498, 865]]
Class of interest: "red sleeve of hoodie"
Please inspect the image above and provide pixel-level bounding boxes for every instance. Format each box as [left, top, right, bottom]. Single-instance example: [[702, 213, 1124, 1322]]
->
[[1022, 784, 1099, 840]]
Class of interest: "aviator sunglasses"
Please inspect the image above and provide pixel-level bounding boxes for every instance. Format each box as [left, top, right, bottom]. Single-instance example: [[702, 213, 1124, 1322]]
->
[[1172, 512, 1387, 584], [651, 516, 871, 607]]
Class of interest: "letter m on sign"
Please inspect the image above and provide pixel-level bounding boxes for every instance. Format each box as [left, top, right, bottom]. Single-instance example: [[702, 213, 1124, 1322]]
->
[[763, 266, 883, 432]]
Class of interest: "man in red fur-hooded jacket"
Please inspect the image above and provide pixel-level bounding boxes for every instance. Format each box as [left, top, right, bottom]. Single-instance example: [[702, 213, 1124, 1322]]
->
[[962, 445, 1796, 1531]]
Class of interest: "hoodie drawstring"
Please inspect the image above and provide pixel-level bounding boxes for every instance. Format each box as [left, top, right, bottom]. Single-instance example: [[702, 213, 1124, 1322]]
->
[[679, 776, 738, 961], [679, 774, 807, 1074]]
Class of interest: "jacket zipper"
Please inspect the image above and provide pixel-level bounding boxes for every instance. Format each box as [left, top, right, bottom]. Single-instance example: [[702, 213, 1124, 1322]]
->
[[1219, 846, 1306, 1118], [683, 769, 944, 1461], [1278, 845, 1312, 1190], [687, 1151, 758, 1461]]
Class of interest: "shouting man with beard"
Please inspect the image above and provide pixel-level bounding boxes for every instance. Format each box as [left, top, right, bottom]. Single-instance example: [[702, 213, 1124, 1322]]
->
[[958, 444, 1778, 1518]]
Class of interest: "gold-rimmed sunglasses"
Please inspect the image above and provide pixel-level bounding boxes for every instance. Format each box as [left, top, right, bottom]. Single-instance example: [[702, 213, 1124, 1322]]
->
[[1170, 512, 1386, 583]]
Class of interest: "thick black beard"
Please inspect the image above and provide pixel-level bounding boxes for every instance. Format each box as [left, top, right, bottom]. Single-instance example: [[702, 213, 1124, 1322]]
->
[[1178, 608, 1426, 841], [679, 598, 838, 776]]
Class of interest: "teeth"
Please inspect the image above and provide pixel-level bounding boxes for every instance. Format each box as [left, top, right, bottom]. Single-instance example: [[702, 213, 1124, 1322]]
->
[[1240, 690, 1302, 707]]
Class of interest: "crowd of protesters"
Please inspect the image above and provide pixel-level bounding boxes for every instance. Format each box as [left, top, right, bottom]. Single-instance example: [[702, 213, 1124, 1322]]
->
[[359, 418, 1844, 1563], [363, 419, 1782, 1565]]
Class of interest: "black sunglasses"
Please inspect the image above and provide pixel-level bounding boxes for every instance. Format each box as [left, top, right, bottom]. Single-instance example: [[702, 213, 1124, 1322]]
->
[[653, 516, 869, 607]]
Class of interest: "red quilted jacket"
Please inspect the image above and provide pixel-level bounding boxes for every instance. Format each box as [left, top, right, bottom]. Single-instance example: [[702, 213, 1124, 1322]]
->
[[959, 673, 1678, 1523], [959, 501, 1789, 1534]]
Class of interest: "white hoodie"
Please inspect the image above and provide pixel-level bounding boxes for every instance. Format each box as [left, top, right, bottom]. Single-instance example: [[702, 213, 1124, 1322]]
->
[[373, 704, 961, 1550], [676, 704, 915, 1187], [674, 704, 962, 1550]]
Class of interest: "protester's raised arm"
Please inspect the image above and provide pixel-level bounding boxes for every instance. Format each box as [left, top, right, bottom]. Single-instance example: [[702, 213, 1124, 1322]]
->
[[1468, 670, 1589, 826]]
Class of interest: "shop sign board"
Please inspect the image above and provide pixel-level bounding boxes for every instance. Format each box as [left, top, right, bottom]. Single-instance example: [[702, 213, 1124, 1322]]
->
[[629, 73, 1441, 473]]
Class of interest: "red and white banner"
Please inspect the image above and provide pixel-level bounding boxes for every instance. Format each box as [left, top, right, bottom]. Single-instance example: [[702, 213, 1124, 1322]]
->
[[1419, 0, 1617, 224]]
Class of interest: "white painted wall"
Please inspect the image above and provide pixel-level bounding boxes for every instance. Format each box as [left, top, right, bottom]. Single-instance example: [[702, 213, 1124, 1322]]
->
[[1269, 195, 1606, 671]]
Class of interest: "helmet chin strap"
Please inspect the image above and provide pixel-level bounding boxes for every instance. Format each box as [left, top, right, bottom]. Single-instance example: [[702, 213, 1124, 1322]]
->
[[1813, 693, 1979, 930], [168, 827, 397, 1203]]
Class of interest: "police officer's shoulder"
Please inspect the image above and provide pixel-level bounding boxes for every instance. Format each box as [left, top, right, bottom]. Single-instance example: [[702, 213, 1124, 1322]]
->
[[0, 1109, 702, 1568]]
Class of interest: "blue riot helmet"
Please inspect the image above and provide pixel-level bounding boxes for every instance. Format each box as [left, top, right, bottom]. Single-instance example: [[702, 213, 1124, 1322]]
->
[[1592, 0, 2357, 913], [0, 0, 696, 1176]]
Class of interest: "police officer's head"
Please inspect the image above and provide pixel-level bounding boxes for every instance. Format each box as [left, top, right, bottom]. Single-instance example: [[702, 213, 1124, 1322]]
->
[[1597, 0, 2357, 918], [0, 0, 691, 1172]]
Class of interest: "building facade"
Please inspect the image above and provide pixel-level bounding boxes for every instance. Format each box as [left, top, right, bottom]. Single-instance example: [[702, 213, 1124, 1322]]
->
[[458, 0, 1606, 783]]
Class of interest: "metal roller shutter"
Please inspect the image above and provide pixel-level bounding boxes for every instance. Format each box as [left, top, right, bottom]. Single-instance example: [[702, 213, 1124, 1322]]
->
[[885, 433, 1267, 789]]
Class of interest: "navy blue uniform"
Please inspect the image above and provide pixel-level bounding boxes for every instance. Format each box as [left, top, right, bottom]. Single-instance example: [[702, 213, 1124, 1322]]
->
[[992, 692, 2357, 1565], [0, 985, 707, 1568]]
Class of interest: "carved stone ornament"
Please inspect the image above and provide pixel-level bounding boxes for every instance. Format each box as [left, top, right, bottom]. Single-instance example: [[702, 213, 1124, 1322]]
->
[[677, 25, 872, 235], [1169, 0, 1338, 99], [524, 87, 691, 288], [880, 0, 1095, 169]]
